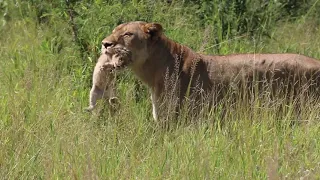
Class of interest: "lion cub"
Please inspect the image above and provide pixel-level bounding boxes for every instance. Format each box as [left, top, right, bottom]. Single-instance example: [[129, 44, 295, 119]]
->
[[86, 53, 118, 112], [86, 47, 132, 112]]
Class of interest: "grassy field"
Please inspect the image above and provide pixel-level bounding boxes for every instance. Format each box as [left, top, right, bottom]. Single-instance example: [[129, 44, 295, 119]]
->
[[1, 0, 320, 179]]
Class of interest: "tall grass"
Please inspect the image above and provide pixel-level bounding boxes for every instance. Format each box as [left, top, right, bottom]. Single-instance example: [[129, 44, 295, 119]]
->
[[1, 0, 320, 179]]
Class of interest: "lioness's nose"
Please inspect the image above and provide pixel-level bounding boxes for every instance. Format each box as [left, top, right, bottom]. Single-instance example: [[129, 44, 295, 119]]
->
[[102, 40, 114, 48]]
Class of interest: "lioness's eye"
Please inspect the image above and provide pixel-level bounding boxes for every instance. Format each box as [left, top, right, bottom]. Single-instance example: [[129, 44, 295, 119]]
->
[[123, 32, 133, 37]]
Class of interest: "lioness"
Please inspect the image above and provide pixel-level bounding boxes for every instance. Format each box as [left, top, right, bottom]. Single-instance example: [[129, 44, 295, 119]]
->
[[100, 21, 320, 121]]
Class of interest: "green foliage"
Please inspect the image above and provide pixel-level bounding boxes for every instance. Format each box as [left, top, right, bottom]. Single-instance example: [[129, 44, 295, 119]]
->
[[1, 0, 320, 179]]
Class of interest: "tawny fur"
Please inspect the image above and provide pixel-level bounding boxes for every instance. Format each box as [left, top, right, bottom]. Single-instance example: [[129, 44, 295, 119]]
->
[[99, 21, 320, 120], [87, 45, 132, 111], [86, 53, 116, 111]]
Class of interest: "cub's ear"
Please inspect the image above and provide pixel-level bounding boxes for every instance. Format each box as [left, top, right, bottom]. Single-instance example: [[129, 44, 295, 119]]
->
[[143, 23, 163, 41]]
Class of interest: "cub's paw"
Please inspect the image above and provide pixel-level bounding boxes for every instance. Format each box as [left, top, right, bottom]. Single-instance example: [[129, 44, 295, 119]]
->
[[100, 63, 115, 72]]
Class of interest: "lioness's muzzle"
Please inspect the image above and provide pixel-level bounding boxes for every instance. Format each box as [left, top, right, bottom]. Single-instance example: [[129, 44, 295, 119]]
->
[[107, 47, 133, 69]]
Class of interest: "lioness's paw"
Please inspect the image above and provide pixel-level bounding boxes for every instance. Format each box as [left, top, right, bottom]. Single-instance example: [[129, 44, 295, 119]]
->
[[84, 105, 95, 112]]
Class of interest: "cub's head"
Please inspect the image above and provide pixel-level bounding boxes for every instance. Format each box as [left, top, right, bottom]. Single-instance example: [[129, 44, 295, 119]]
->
[[101, 21, 163, 68]]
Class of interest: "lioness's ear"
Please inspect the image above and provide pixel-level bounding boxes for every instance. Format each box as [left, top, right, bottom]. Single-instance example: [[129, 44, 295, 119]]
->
[[143, 23, 163, 40]]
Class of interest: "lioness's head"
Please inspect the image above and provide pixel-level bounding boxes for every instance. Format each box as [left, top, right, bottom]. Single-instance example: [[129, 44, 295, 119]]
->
[[101, 21, 163, 68]]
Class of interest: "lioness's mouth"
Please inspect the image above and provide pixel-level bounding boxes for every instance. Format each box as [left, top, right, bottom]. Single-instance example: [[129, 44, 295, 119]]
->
[[108, 47, 133, 69]]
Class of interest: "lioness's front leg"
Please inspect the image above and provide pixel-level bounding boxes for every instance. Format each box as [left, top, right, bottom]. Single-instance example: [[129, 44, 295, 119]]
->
[[151, 91, 159, 122]]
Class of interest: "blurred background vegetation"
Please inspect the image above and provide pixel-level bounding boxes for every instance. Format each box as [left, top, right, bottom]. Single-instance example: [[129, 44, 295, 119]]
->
[[2, 0, 319, 95]]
